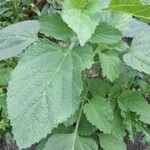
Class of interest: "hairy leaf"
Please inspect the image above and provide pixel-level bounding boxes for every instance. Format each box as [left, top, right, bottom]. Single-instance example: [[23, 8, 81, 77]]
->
[[84, 96, 114, 133], [0, 21, 39, 60], [124, 18, 150, 37], [78, 114, 97, 136], [39, 13, 73, 41], [7, 40, 93, 148], [99, 50, 122, 81], [87, 79, 111, 97], [99, 134, 126, 150], [109, 0, 150, 21], [90, 22, 122, 44], [123, 33, 150, 74], [99, 41, 129, 52], [44, 133, 98, 150], [118, 91, 150, 124], [100, 10, 132, 34], [62, 0, 100, 46], [111, 110, 126, 139]]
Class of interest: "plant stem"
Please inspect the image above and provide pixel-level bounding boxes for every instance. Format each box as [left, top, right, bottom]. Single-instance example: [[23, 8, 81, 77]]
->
[[12, 0, 19, 19], [71, 100, 84, 150], [69, 38, 77, 49], [74, 100, 84, 134]]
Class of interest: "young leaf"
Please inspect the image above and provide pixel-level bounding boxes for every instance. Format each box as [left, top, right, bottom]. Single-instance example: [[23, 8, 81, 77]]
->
[[7, 40, 93, 149], [109, 0, 150, 22], [90, 22, 122, 44], [39, 13, 73, 41], [84, 96, 114, 134], [118, 91, 150, 124], [44, 133, 98, 150], [0, 21, 39, 60], [62, 9, 99, 46], [123, 33, 150, 74], [99, 50, 122, 81], [62, 0, 100, 46], [99, 134, 126, 150]]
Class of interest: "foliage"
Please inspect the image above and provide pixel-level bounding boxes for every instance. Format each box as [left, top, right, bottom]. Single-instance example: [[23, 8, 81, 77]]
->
[[0, 0, 150, 150]]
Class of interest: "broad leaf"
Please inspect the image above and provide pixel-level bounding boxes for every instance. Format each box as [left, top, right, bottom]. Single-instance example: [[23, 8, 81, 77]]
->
[[124, 18, 150, 37], [123, 112, 140, 141], [140, 0, 150, 4], [123, 33, 150, 74], [100, 10, 132, 34], [44, 133, 98, 150], [111, 110, 126, 139], [90, 22, 122, 44], [109, 0, 150, 22], [87, 79, 111, 97], [118, 91, 150, 124], [0, 21, 39, 60], [99, 50, 122, 81], [78, 114, 97, 136], [62, 0, 100, 46], [64, 110, 79, 127], [99, 41, 129, 52], [7, 40, 93, 148], [99, 134, 126, 150], [99, 110, 126, 150], [84, 96, 114, 134], [39, 13, 73, 41]]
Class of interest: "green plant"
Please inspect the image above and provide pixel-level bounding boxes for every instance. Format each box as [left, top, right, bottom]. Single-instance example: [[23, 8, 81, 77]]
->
[[0, 0, 150, 149]]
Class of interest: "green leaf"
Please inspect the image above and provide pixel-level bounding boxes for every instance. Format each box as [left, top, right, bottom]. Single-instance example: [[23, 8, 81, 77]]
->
[[109, 70, 136, 98], [123, 33, 150, 74], [36, 138, 48, 150], [0, 21, 39, 60], [90, 22, 122, 44], [0, 67, 12, 85], [109, 0, 150, 22], [140, 0, 150, 4], [39, 13, 73, 41], [62, 0, 100, 46], [99, 41, 129, 52], [7, 40, 93, 149], [111, 110, 126, 139], [64, 110, 79, 127], [99, 50, 122, 81], [99, 111, 126, 150], [44, 133, 98, 150], [99, 134, 126, 150], [100, 10, 132, 34], [0, 94, 7, 113], [62, 9, 99, 46], [123, 112, 141, 141], [124, 18, 150, 37], [78, 114, 97, 136], [87, 79, 111, 97], [118, 91, 150, 124], [84, 96, 114, 134], [63, 0, 109, 13]]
